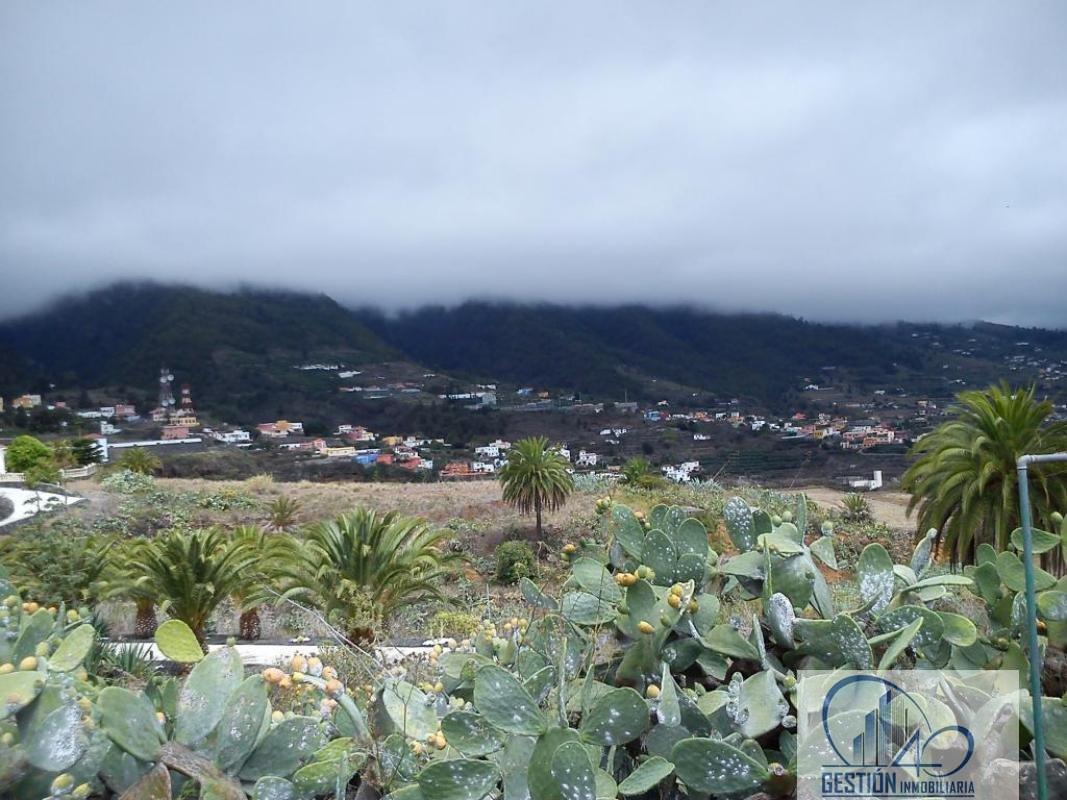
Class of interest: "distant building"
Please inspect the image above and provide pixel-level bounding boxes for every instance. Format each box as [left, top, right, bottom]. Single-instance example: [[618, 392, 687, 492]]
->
[[440, 461, 474, 479], [12, 394, 42, 409], [576, 450, 599, 468], [257, 420, 304, 438], [211, 429, 252, 444], [162, 425, 190, 440]]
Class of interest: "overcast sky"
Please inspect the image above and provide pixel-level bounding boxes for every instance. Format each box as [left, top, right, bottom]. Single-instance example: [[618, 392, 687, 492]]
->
[[2, 3, 1066, 326]]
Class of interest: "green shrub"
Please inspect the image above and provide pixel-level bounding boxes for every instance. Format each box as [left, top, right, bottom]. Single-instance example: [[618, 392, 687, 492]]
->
[[494, 539, 535, 584], [100, 468, 156, 494], [428, 609, 481, 639]]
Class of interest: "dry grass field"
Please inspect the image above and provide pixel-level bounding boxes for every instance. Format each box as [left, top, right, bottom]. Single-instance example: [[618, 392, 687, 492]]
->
[[796, 486, 915, 529]]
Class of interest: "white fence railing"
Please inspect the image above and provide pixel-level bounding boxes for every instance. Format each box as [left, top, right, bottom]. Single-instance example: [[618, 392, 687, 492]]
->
[[0, 464, 98, 484]]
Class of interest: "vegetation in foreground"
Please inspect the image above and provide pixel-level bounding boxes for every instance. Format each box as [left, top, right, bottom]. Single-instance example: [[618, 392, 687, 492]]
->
[[0, 492, 1065, 799]]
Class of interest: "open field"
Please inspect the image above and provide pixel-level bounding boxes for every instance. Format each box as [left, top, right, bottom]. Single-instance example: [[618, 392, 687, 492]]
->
[[796, 486, 915, 530]]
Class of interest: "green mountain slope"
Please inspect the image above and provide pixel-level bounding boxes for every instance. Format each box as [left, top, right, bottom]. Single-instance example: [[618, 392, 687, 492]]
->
[[1, 284, 1065, 416], [0, 283, 395, 408]]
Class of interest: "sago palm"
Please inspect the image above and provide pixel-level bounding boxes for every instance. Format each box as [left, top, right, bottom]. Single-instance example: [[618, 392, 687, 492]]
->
[[280, 507, 464, 643], [101, 539, 164, 638], [125, 528, 260, 643], [902, 383, 1067, 564], [231, 525, 294, 640], [498, 437, 573, 539]]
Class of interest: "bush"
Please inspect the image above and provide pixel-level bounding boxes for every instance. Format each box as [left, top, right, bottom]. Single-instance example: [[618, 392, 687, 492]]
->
[[428, 609, 481, 639], [5, 434, 52, 473], [495, 539, 535, 584], [842, 491, 872, 522], [101, 468, 156, 494]]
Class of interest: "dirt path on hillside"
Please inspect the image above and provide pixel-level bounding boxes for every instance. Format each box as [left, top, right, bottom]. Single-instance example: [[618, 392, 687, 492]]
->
[[795, 486, 915, 530]]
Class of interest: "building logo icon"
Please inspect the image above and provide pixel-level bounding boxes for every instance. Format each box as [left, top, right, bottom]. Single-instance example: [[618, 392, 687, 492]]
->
[[797, 670, 1018, 800]]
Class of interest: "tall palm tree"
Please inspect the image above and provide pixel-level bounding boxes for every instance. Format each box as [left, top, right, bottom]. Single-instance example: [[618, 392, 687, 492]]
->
[[114, 528, 260, 643], [101, 540, 164, 638], [280, 508, 464, 643], [498, 437, 574, 539], [902, 383, 1067, 564]]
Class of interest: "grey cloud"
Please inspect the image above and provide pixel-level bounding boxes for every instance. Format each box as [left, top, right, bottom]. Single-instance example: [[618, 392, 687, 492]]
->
[[1, 1, 1065, 326]]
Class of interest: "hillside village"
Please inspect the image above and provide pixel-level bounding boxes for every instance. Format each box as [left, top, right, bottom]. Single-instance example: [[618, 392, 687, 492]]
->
[[1, 359, 961, 489], [4, 316, 1067, 489]]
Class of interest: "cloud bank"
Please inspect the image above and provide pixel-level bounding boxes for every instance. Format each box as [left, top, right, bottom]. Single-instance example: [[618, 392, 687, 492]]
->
[[1, 2, 1066, 325]]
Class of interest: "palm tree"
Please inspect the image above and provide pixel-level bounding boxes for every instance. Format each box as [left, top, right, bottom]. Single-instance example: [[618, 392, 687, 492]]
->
[[266, 496, 301, 531], [103, 539, 164, 638], [113, 528, 260, 643], [621, 457, 659, 488], [115, 448, 161, 475], [230, 525, 293, 640], [498, 437, 574, 539], [280, 508, 464, 643], [902, 383, 1067, 564]]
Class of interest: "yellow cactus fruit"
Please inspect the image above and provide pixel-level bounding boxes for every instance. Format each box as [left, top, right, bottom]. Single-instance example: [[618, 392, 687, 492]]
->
[[306, 657, 323, 676], [562, 543, 577, 554], [638, 620, 655, 635], [687, 600, 699, 613], [410, 740, 424, 755], [669, 583, 684, 597], [290, 654, 307, 673], [278, 675, 293, 690], [446, 638, 458, 650], [272, 710, 285, 723], [646, 684, 661, 699], [72, 785, 92, 800], [24, 602, 40, 614], [77, 697, 92, 714], [322, 666, 338, 681], [433, 681, 445, 694], [35, 641, 50, 657], [0, 663, 14, 675], [262, 667, 285, 684], [434, 732, 447, 750], [51, 773, 75, 792], [1, 731, 14, 746], [667, 594, 682, 609], [292, 671, 306, 683], [325, 678, 344, 696], [155, 712, 166, 725], [18, 657, 37, 671]]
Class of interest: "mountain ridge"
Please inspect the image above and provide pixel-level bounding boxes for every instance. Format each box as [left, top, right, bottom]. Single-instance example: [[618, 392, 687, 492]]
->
[[2, 282, 1066, 414]]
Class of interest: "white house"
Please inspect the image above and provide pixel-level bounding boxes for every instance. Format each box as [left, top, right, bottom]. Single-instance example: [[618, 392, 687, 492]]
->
[[212, 429, 252, 444], [662, 461, 701, 483], [474, 444, 501, 459], [576, 450, 599, 468], [471, 461, 496, 474], [848, 470, 884, 491]]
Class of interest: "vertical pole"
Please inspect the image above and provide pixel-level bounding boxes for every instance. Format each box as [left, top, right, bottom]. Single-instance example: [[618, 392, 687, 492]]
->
[[1017, 458, 1047, 800]]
